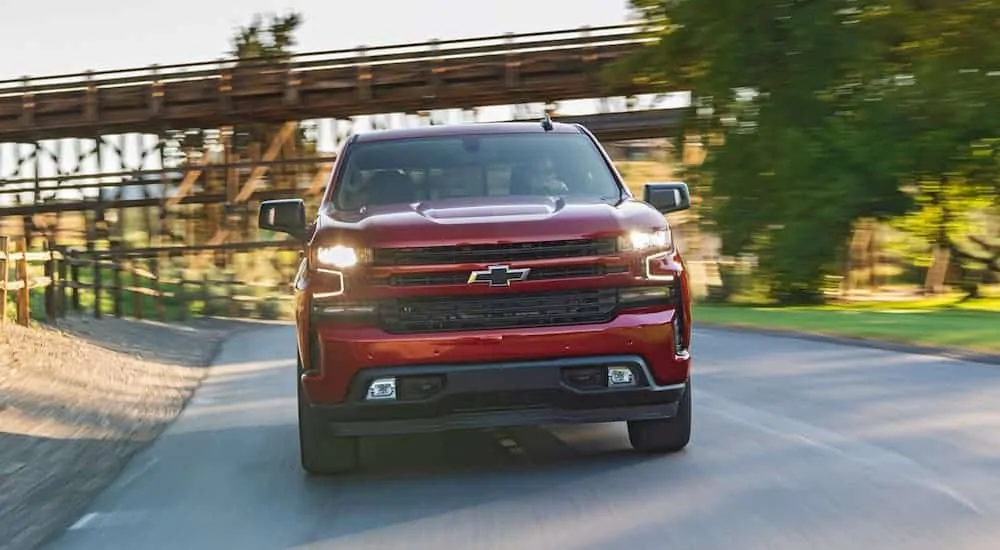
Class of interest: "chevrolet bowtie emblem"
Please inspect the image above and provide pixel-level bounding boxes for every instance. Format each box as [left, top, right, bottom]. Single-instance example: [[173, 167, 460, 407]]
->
[[467, 265, 531, 287]]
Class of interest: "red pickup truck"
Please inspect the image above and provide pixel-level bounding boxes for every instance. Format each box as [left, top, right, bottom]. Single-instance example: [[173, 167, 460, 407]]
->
[[258, 119, 694, 475]]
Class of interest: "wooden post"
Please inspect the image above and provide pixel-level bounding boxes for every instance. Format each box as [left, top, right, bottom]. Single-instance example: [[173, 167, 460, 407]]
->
[[131, 261, 142, 319], [16, 237, 30, 326], [43, 238, 56, 320], [178, 278, 188, 321], [70, 250, 81, 311], [112, 249, 123, 318], [227, 272, 237, 317], [151, 256, 165, 321], [868, 223, 878, 291], [90, 241, 102, 318], [57, 246, 68, 317], [200, 273, 209, 317], [0, 235, 8, 324]]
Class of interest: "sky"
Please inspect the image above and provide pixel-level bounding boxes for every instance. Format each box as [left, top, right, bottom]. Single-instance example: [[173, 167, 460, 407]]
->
[[0, 0, 685, 204], [1, 0, 633, 78]]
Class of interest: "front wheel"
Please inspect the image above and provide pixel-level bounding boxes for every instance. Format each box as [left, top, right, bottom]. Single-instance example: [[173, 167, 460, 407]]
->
[[627, 379, 692, 453], [297, 360, 359, 475]]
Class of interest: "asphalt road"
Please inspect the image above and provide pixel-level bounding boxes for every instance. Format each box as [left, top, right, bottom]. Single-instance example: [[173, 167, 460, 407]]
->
[[46, 325, 1000, 550]]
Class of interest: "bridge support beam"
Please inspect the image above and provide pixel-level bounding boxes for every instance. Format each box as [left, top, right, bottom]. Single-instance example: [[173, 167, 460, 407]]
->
[[171, 121, 301, 270], [0, 106, 683, 262]]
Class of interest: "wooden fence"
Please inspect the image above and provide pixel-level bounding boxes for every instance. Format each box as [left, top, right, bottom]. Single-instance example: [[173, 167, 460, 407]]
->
[[0, 235, 63, 326], [1, 235, 298, 326]]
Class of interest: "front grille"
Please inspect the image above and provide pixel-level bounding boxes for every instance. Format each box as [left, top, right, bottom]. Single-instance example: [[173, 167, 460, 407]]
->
[[378, 288, 618, 333], [372, 238, 617, 266], [372, 264, 627, 287]]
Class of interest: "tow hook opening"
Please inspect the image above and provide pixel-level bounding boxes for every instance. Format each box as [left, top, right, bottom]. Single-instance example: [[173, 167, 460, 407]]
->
[[561, 364, 645, 391]]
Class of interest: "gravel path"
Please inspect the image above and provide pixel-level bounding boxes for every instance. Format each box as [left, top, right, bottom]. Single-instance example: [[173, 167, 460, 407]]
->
[[0, 315, 277, 550]]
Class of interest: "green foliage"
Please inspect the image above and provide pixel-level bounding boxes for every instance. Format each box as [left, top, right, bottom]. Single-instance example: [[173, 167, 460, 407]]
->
[[231, 12, 303, 61], [255, 296, 286, 320], [229, 12, 316, 156], [616, 0, 1000, 303]]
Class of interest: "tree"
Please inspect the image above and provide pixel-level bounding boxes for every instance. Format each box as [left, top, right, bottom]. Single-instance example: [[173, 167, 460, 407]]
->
[[167, 12, 315, 250], [613, 0, 1000, 302], [881, 1, 1000, 296], [229, 12, 314, 158], [231, 12, 302, 61]]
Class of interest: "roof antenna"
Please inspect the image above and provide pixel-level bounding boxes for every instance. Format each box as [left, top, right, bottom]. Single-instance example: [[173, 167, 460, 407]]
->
[[540, 112, 554, 132]]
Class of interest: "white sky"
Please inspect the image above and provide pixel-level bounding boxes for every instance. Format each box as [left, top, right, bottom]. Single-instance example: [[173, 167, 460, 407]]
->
[[1, 0, 633, 78], [0, 0, 688, 204]]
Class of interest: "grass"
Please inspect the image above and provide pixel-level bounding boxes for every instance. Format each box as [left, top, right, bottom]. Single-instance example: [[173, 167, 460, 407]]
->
[[7, 251, 296, 325], [20, 276, 293, 324], [694, 294, 1000, 354]]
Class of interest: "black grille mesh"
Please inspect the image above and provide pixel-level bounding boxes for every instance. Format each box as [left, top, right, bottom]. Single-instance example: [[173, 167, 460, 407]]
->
[[378, 288, 618, 333], [372, 264, 629, 287], [372, 238, 616, 266]]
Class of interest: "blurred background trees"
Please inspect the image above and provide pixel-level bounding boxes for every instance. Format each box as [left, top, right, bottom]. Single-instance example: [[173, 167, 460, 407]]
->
[[173, 12, 318, 247], [229, 11, 315, 159], [615, 0, 1000, 304]]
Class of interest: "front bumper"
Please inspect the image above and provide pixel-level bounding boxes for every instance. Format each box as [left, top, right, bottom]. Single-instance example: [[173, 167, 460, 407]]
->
[[305, 308, 691, 404], [305, 355, 687, 437]]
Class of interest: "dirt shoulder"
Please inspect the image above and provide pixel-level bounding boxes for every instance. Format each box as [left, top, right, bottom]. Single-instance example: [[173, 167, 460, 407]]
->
[[0, 315, 268, 550]]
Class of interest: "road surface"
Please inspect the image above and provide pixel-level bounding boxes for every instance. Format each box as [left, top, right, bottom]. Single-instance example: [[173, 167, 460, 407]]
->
[[47, 325, 1000, 550]]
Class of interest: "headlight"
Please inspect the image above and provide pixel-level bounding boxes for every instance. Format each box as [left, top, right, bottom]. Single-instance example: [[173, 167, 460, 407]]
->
[[619, 229, 671, 251], [316, 245, 360, 268]]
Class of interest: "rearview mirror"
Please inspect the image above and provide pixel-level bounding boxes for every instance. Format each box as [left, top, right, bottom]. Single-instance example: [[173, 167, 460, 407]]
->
[[643, 182, 691, 214], [258, 199, 306, 239]]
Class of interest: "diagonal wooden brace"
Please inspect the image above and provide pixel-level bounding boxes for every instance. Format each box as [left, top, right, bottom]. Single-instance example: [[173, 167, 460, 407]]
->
[[165, 159, 207, 208], [233, 121, 297, 204], [197, 121, 299, 257]]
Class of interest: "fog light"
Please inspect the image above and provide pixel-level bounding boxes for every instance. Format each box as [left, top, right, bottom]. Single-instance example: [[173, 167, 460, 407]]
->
[[607, 366, 636, 387], [366, 377, 397, 400]]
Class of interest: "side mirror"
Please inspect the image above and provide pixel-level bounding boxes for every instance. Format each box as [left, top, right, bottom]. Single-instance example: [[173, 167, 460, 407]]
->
[[643, 182, 691, 214], [258, 199, 307, 239]]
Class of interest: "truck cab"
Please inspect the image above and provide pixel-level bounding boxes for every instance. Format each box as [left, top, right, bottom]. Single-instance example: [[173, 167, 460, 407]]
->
[[258, 120, 694, 475]]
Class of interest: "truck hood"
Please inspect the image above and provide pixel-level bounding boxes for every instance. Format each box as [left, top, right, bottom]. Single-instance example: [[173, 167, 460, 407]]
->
[[315, 196, 667, 248]]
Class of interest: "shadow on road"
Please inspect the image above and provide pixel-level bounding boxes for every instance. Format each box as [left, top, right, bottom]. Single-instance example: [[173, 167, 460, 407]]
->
[[51, 316, 278, 368], [129, 328, 676, 546], [46, 326, 1000, 550], [0, 432, 145, 550]]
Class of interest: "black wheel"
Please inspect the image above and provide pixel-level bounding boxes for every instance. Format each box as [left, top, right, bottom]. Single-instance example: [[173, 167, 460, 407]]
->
[[627, 379, 692, 453], [297, 356, 359, 475]]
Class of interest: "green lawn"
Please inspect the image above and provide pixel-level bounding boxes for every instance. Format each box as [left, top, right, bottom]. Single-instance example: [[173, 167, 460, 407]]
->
[[14, 266, 293, 324], [694, 296, 1000, 354]]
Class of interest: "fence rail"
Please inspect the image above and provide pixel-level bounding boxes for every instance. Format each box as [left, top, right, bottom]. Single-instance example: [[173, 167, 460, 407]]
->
[[1, 235, 299, 326], [2, 232, 732, 328], [0, 23, 662, 141], [0, 23, 653, 95], [1, 236, 64, 325]]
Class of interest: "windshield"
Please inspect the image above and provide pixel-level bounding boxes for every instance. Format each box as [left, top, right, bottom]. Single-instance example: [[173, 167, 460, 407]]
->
[[331, 132, 623, 210]]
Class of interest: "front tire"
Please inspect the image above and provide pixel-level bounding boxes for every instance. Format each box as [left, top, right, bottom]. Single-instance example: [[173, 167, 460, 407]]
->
[[627, 379, 692, 453], [297, 358, 359, 475]]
